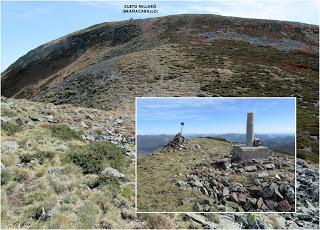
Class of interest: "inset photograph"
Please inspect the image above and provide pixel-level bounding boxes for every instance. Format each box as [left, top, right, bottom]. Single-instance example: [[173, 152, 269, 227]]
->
[[136, 97, 296, 213]]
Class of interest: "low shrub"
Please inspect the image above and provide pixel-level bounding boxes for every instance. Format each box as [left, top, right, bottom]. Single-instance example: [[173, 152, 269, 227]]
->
[[5, 181, 18, 194], [13, 168, 30, 182], [49, 124, 82, 140], [47, 212, 77, 229], [1, 168, 12, 185], [49, 176, 78, 194], [22, 200, 54, 223], [35, 164, 49, 178], [121, 184, 134, 203], [20, 153, 34, 164], [139, 214, 175, 229], [23, 188, 54, 206], [77, 202, 100, 229], [1, 122, 22, 135], [62, 193, 80, 205], [68, 141, 129, 174], [1, 108, 18, 117], [1, 154, 17, 166], [86, 174, 120, 192], [34, 150, 55, 164], [20, 150, 54, 164]]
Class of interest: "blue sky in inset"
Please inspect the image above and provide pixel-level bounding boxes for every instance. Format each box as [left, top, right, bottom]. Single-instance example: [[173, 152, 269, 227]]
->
[[1, 1, 319, 71], [137, 98, 296, 135]]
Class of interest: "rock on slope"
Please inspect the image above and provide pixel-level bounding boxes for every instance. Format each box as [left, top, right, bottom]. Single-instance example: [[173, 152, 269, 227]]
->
[[1, 14, 319, 162]]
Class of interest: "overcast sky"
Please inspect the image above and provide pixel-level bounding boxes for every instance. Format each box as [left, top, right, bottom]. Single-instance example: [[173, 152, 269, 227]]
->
[[1, 0, 319, 71], [137, 98, 296, 135]]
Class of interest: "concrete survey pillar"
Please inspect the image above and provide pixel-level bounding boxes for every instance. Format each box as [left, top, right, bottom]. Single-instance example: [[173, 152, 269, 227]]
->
[[246, 112, 254, 147]]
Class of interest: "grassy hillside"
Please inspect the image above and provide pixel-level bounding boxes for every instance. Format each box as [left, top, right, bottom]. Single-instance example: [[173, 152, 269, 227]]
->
[[1, 97, 137, 228], [138, 138, 232, 211]]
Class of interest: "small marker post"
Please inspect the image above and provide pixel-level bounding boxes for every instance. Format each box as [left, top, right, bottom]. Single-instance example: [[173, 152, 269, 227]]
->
[[180, 122, 184, 134]]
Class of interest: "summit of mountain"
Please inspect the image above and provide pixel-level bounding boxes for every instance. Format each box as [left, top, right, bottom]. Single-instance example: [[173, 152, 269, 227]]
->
[[1, 14, 318, 162]]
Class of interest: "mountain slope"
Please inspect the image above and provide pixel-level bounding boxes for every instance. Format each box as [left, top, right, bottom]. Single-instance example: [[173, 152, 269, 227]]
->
[[1, 14, 319, 162]]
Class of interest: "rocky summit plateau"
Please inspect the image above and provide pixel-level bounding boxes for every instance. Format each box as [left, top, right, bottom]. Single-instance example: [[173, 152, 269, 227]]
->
[[138, 137, 319, 228], [138, 137, 296, 212], [1, 14, 318, 163]]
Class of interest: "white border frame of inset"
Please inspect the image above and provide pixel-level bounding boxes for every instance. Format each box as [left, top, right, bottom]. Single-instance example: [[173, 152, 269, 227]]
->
[[135, 97, 297, 214]]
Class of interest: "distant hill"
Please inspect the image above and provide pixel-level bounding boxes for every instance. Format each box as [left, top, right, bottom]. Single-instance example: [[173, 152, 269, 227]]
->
[[137, 134, 174, 155], [208, 133, 295, 154], [137, 133, 295, 155], [1, 14, 318, 162]]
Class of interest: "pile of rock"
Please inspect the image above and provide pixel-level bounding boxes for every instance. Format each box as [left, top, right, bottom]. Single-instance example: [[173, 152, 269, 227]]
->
[[176, 154, 295, 212], [161, 133, 188, 152], [182, 158, 319, 229]]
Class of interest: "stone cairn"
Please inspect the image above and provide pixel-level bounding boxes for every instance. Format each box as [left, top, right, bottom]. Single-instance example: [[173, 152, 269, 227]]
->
[[161, 133, 188, 152]]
